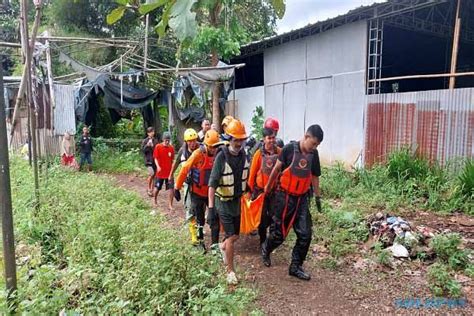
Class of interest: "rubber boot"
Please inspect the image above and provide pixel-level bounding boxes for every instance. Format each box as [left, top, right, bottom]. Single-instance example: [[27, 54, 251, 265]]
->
[[189, 221, 199, 245]]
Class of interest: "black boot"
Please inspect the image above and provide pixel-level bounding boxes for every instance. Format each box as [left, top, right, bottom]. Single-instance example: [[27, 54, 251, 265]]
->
[[289, 264, 311, 281], [261, 243, 271, 267]]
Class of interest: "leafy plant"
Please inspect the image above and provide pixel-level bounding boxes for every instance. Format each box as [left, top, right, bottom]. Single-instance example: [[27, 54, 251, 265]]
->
[[373, 242, 391, 267], [427, 263, 462, 297], [387, 148, 429, 181], [459, 159, 474, 198], [250, 105, 264, 138], [430, 233, 470, 270]]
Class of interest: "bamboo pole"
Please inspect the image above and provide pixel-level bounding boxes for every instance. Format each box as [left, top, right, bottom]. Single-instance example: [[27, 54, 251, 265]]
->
[[449, 0, 462, 90], [45, 32, 56, 137], [369, 71, 474, 83], [143, 0, 150, 70], [9, 0, 44, 142], [20, 0, 42, 211], [0, 41, 22, 48]]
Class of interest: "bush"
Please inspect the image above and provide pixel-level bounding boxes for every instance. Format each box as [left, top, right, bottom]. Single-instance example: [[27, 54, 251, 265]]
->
[[250, 106, 264, 139], [427, 263, 462, 298], [430, 233, 470, 270], [1, 158, 255, 313], [459, 159, 474, 199], [387, 148, 429, 181]]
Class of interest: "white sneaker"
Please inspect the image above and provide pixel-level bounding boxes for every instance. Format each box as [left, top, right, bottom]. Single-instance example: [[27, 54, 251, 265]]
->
[[226, 271, 238, 285], [219, 243, 227, 265]]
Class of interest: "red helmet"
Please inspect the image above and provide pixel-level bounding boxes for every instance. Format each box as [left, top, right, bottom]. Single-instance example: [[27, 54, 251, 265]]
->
[[264, 117, 280, 132]]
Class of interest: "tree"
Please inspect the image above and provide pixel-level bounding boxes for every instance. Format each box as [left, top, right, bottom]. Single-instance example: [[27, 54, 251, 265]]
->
[[108, 0, 285, 129]]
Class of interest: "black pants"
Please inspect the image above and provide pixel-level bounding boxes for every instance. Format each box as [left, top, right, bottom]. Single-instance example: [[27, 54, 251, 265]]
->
[[207, 207, 220, 244], [264, 190, 312, 266], [190, 193, 207, 240], [258, 193, 273, 244]]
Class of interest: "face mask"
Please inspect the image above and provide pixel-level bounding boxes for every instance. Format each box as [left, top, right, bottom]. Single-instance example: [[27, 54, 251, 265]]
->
[[228, 145, 240, 155]]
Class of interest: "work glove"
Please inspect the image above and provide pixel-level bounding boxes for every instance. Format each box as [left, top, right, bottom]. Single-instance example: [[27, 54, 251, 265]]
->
[[207, 207, 217, 226], [315, 196, 322, 212], [173, 189, 181, 202]]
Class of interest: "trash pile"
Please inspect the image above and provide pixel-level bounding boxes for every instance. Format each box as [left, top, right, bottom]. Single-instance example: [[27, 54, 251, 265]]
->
[[367, 212, 437, 259]]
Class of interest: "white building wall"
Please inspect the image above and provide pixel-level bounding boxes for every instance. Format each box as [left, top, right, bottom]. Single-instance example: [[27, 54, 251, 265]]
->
[[229, 86, 264, 135], [263, 20, 367, 166]]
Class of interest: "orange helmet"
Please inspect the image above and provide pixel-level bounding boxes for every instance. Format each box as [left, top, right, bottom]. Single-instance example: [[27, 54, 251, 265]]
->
[[203, 129, 220, 147], [225, 119, 247, 139], [221, 115, 234, 130]]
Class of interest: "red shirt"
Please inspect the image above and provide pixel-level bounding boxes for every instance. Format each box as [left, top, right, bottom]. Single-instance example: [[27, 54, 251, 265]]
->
[[153, 143, 175, 179]]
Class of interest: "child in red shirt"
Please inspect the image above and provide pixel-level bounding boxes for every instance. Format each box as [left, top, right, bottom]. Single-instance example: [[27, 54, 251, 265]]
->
[[153, 132, 175, 211]]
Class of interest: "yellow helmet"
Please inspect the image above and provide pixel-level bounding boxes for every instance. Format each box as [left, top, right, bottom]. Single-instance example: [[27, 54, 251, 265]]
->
[[183, 128, 198, 142], [203, 129, 220, 147]]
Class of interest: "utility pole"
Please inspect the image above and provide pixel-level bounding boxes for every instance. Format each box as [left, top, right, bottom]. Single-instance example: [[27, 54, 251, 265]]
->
[[0, 60, 18, 312]]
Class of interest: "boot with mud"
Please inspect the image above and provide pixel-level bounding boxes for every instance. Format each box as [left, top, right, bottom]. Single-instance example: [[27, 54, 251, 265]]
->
[[289, 264, 311, 281]]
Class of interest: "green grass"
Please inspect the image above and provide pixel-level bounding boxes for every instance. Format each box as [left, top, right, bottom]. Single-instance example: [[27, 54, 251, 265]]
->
[[0, 157, 255, 314]]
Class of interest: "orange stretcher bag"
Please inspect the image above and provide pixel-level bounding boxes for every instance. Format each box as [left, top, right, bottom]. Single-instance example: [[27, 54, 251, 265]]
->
[[240, 192, 265, 234]]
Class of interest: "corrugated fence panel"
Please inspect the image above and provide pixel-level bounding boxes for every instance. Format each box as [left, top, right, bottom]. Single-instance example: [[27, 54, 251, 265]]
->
[[53, 84, 76, 136], [365, 88, 474, 167]]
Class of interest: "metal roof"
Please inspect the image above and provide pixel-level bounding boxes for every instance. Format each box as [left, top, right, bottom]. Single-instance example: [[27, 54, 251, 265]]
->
[[240, 0, 447, 56]]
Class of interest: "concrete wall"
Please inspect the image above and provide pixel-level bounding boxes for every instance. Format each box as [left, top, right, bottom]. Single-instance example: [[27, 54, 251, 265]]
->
[[229, 86, 264, 136], [263, 20, 367, 166]]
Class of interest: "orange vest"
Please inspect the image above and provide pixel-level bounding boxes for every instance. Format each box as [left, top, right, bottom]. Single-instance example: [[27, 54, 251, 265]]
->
[[189, 147, 214, 197], [256, 147, 280, 189], [279, 142, 313, 196]]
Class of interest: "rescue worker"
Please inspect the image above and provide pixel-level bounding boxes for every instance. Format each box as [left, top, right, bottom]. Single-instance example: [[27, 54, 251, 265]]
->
[[247, 127, 282, 246], [249, 117, 281, 159], [261, 124, 324, 281], [168, 128, 200, 209], [208, 119, 250, 285], [174, 130, 220, 249], [220, 115, 234, 141]]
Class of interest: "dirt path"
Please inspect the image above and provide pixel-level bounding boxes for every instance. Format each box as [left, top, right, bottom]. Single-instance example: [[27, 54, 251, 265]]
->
[[110, 173, 472, 315]]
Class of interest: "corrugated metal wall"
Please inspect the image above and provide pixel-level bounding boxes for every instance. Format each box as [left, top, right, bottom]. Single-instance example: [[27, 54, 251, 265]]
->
[[263, 21, 367, 166], [53, 84, 77, 136], [365, 88, 474, 166]]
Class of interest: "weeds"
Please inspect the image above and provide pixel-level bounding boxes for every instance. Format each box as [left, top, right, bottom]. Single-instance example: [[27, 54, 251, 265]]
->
[[373, 242, 391, 267], [430, 233, 470, 270], [1, 158, 255, 314], [427, 263, 462, 298]]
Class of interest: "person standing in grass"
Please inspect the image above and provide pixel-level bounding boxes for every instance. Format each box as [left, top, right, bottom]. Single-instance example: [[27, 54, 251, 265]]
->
[[261, 124, 323, 281], [208, 119, 250, 285], [61, 132, 76, 168], [142, 127, 159, 197], [79, 126, 93, 172], [152, 132, 175, 213]]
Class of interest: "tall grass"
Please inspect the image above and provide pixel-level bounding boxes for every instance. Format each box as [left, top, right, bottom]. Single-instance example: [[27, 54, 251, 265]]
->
[[1, 158, 255, 313], [321, 151, 472, 215]]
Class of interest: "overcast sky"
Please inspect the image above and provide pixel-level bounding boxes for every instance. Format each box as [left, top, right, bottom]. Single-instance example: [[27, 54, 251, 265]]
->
[[276, 0, 386, 34]]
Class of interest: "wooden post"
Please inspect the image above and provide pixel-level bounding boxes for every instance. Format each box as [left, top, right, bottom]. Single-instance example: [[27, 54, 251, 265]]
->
[[20, 0, 41, 211], [45, 31, 56, 137], [449, 0, 462, 90], [143, 0, 150, 70], [10, 0, 44, 142], [0, 62, 18, 314]]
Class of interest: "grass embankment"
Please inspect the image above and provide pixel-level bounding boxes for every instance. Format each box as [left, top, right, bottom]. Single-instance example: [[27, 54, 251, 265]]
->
[[312, 150, 473, 297], [0, 157, 254, 314]]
